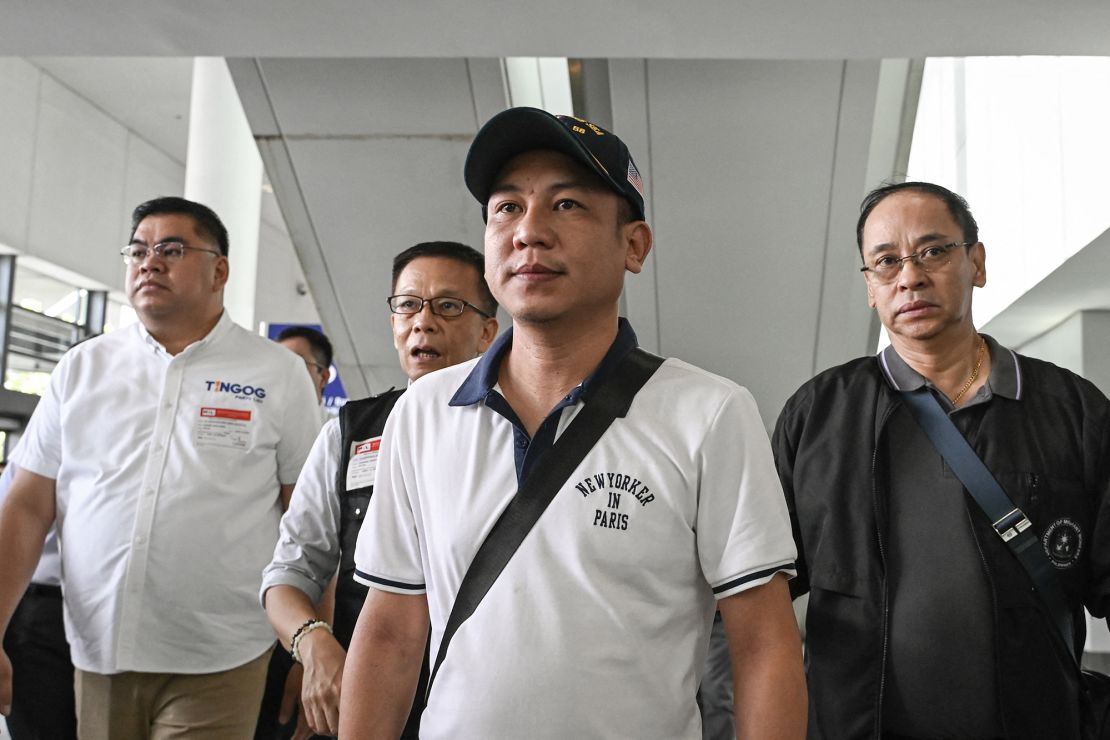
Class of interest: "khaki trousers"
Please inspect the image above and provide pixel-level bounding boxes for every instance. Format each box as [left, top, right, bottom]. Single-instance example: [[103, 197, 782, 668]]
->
[[74, 649, 270, 740]]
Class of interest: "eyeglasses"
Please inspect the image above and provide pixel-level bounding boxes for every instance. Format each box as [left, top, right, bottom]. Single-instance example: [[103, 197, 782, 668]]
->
[[120, 241, 222, 265], [859, 242, 972, 283], [387, 294, 493, 319]]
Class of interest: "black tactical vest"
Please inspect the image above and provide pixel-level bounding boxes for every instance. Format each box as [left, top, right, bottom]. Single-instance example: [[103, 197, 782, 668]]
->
[[333, 389, 403, 648], [334, 388, 427, 738]]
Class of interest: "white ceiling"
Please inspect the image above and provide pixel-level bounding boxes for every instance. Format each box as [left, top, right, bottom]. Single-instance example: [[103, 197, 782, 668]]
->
[[28, 58, 193, 163], [4, 1, 1110, 59]]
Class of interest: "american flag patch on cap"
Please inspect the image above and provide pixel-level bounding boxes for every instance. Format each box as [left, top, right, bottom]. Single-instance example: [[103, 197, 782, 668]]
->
[[627, 160, 644, 196]]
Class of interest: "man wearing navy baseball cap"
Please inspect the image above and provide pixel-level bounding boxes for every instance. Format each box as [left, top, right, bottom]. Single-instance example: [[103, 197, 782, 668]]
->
[[341, 107, 806, 739]]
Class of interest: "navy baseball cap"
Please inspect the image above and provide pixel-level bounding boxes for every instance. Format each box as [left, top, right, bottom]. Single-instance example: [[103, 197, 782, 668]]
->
[[464, 107, 646, 221]]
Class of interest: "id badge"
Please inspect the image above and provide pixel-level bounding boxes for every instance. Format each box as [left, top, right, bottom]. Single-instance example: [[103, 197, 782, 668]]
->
[[195, 407, 253, 449], [346, 436, 382, 490]]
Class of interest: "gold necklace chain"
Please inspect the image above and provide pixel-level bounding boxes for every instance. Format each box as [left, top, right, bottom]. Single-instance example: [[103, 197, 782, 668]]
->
[[950, 336, 986, 406]]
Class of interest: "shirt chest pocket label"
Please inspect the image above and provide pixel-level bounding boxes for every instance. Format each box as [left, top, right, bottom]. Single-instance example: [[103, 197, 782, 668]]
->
[[346, 437, 381, 490], [195, 407, 253, 449]]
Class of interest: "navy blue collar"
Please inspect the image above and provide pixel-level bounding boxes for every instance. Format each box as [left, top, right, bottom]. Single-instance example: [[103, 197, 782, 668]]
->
[[450, 318, 640, 407]]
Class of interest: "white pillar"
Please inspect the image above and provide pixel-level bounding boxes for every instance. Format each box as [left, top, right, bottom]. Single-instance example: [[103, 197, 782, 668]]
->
[[184, 57, 263, 331]]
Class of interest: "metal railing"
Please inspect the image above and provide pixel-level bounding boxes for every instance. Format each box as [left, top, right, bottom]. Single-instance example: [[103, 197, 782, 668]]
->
[[8, 305, 86, 369]]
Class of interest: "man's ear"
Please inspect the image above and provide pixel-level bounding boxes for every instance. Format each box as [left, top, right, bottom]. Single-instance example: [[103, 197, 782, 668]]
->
[[866, 279, 877, 309], [624, 221, 653, 274], [970, 242, 987, 288], [478, 317, 499, 353], [213, 255, 229, 291]]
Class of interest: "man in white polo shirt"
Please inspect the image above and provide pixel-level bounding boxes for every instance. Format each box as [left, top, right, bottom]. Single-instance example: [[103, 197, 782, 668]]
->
[[0, 196, 320, 739], [340, 108, 806, 739]]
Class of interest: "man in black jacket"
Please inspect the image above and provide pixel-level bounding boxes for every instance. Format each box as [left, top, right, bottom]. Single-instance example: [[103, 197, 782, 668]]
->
[[774, 181, 1110, 739], [260, 241, 498, 738]]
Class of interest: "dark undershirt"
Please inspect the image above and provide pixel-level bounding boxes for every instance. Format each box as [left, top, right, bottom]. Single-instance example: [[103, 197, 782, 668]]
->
[[881, 388, 1003, 739]]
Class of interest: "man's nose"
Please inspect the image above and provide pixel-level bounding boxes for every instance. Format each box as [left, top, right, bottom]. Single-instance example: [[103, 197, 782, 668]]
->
[[138, 253, 166, 271], [411, 302, 439, 329], [513, 206, 553, 251], [896, 256, 928, 288]]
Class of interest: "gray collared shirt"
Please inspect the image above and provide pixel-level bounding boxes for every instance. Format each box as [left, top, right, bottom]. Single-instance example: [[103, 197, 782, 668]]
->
[[878, 333, 1023, 410], [876, 334, 1021, 737]]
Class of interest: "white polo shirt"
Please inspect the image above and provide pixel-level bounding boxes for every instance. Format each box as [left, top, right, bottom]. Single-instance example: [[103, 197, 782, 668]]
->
[[354, 323, 796, 739], [12, 311, 320, 675]]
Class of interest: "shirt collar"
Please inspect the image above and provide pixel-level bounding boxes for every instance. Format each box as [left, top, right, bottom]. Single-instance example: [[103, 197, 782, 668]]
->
[[138, 310, 234, 355], [450, 317, 640, 407], [879, 333, 1021, 400]]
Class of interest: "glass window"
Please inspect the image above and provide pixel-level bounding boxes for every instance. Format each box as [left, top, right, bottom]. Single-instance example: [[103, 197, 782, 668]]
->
[[907, 56, 1110, 327]]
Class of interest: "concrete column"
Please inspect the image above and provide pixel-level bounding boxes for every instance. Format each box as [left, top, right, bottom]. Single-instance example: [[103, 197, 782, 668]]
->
[[184, 57, 263, 331]]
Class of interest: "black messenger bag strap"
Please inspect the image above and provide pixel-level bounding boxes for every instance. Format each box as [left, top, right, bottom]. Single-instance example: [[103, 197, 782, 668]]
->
[[899, 387, 1076, 654], [426, 347, 665, 694]]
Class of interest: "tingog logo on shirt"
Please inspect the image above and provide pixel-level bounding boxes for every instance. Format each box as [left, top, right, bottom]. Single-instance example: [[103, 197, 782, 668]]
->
[[204, 379, 267, 401]]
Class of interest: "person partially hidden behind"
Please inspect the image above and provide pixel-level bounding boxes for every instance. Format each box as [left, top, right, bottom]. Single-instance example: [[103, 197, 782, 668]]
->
[[261, 241, 498, 738], [774, 181, 1110, 739]]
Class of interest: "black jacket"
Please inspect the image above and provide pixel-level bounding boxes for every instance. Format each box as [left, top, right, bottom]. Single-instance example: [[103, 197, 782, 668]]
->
[[773, 351, 1110, 739]]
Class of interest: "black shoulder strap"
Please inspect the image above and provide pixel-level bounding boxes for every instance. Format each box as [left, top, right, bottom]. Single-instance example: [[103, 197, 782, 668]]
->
[[427, 347, 665, 693], [899, 387, 1076, 656]]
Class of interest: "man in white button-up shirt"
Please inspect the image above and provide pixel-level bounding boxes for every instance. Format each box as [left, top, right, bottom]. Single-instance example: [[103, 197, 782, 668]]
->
[[0, 197, 320, 740]]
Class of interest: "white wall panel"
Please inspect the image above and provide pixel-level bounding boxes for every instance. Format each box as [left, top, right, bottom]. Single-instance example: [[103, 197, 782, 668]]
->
[[644, 60, 846, 419], [26, 75, 130, 289], [255, 213, 321, 329], [0, 59, 41, 251]]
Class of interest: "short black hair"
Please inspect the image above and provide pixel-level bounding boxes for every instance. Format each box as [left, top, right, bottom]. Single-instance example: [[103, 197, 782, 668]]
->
[[130, 196, 230, 256], [391, 241, 497, 316], [856, 181, 979, 257], [276, 325, 333, 370]]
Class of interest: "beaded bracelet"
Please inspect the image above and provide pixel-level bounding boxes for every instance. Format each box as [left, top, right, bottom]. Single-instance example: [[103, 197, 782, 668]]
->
[[290, 619, 333, 664]]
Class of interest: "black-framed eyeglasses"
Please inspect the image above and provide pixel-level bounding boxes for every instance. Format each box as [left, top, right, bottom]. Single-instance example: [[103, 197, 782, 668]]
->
[[387, 294, 493, 319], [120, 241, 223, 265], [859, 242, 972, 283]]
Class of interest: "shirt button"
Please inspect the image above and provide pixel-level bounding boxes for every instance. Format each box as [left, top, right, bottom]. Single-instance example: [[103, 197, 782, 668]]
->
[[135, 535, 146, 545], [355, 508, 362, 516], [516, 438, 528, 449]]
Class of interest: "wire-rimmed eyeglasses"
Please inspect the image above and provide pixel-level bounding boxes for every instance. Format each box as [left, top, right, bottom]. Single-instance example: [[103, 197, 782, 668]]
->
[[859, 242, 972, 283], [121, 241, 222, 265]]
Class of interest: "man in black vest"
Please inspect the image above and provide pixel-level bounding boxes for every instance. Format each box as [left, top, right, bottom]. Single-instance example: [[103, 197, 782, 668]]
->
[[260, 241, 498, 738]]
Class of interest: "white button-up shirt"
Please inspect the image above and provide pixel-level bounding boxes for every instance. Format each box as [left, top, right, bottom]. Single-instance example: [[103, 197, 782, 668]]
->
[[13, 312, 320, 674]]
